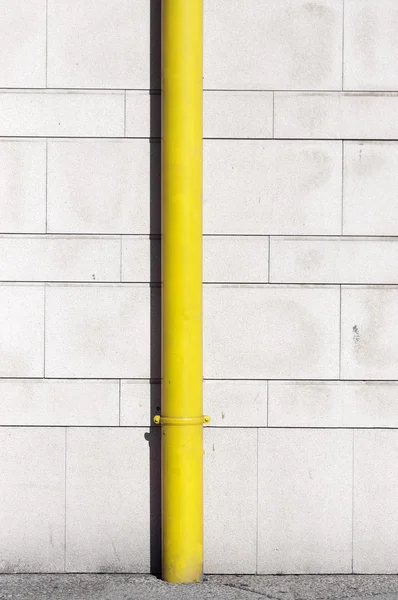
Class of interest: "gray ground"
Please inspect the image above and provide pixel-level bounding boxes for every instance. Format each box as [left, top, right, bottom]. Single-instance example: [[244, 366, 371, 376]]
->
[[2, 575, 398, 600]]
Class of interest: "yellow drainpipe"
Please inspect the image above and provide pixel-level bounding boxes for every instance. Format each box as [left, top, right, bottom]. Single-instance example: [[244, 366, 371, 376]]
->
[[153, 0, 208, 584]]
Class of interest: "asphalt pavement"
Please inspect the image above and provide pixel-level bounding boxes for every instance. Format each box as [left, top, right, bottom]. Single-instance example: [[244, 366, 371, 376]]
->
[[1, 574, 398, 600]]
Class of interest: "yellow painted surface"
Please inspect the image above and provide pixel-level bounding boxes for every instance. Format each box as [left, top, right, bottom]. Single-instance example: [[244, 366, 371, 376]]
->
[[161, 0, 204, 584]]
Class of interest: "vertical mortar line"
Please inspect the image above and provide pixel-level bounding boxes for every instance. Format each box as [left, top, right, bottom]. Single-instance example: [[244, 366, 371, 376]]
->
[[64, 427, 67, 572], [342, 0, 345, 90], [43, 284, 46, 377], [341, 140, 344, 235], [123, 91, 127, 137], [351, 428, 355, 573], [256, 427, 259, 573], [118, 379, 121, 426], [267, 236, 271, 283], [272, 91, 275, 138], [119, 235, 123, 282], [45, 139, 48, 233], [339, 285, 342, 380], [266, 380, 269, 427], [45, 0, 48, 88]]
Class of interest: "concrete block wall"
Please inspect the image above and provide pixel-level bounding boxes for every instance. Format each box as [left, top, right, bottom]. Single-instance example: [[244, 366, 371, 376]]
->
[[0, 0, 397, 575]]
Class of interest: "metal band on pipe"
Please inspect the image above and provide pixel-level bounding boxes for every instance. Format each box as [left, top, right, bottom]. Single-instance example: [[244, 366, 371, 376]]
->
[[154, 415, 210, 426]]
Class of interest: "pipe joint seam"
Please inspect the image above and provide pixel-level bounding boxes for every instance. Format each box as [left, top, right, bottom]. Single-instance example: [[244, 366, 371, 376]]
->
[[153, 415, 210, 426]]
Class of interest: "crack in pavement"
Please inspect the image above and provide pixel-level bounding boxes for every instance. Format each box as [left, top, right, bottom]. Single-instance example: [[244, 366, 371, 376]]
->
[[221, 581, 280, 599]]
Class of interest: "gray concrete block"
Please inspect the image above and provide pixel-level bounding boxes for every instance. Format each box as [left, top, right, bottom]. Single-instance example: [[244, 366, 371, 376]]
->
[[0, 235, 120, 282], [65, 428, 150, 572], [0, 379, 119, 426], [0, 140, 46, 233], [354, 430, 398, 573], [45, 285, 152, 378], [0, 428, 65, 572], [258, 429, 352, 574], [204, 140, 342, 235], [205, 0, 343, 90], [0, 92, 124, 137], [0, 285, 44, 377], [204, 236, 268, 283], [344, 142, 398, 236], [270, 237, 398, 284], [47, 140, 150, 234], [204, 92, 273, 139], [269, 381, 398, 428], [275, 93, 398, 139], [204, 380, 267, 427], [120, 380, 156, 427], [204, 285, 340, 379], [121, 237, 151, 282], [341, 287, 398, 380], [47, 0, 149, 88], [0, 0, 45, 87], [344, 0, 398, 91], [204, 429, 257, 574]]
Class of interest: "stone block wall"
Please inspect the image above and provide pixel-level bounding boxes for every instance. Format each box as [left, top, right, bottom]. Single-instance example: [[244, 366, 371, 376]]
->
[[0, 0, 396, 574]]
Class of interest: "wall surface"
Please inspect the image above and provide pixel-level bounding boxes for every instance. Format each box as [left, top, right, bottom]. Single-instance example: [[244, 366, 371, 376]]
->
[[0, 0, 397, 575]]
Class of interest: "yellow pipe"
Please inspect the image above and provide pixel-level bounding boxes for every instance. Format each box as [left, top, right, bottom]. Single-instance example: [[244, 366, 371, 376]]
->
[[159, 0, 205, 584]]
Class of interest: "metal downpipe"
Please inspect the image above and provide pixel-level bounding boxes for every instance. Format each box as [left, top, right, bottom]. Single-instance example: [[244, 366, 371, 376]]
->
[[157, 0, 208, 583]]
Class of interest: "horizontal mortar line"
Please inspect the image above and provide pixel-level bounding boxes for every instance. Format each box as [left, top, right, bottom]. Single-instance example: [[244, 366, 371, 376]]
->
[[0, 378, 122, 382], [0, 138, 160, 143], [263, 425, 398, 429], [0, 233, 125, 237], [0, 88, 359, 92], [0, 572, 169, 576], [0, 281, 157, 286], [196, 425, 398, 429], [2, 234, 398, 238], [268, 234, 398, 238], [0, 88, 133, 92], [202, 283, 335, 287], [203, 378, 398, 382], [8, 280, 387, 285], [42, 281, 161, 286], [268, 281, 398, 285], [0, 281, 127, 284], [2, 136, 398, 142], [2, 87, 398, 93], [202, 89, 348, 93], [3, 280, 390, 287], [2, 233, 398, 238], [206, 281, 398, 285], [0, 136, 156, 140], [2, 377, 398, 382], [0, 424, 151, 429], [207, 88, 398, 93], [0, 281, 353, 286], [0, 280, 252, 284], [0, 424, 396, 430], [205, 137, 398, 141], [0, 88, 151, 93], [205, 234, 398, 238], [0, 233, 157, 236], [0, 377, 160, 383], [264, 89, 398, 93], [0, 280, 131, 283]]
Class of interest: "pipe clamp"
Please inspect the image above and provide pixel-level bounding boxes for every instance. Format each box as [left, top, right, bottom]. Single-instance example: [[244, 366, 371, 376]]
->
[[154, 415, 210, 425]]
